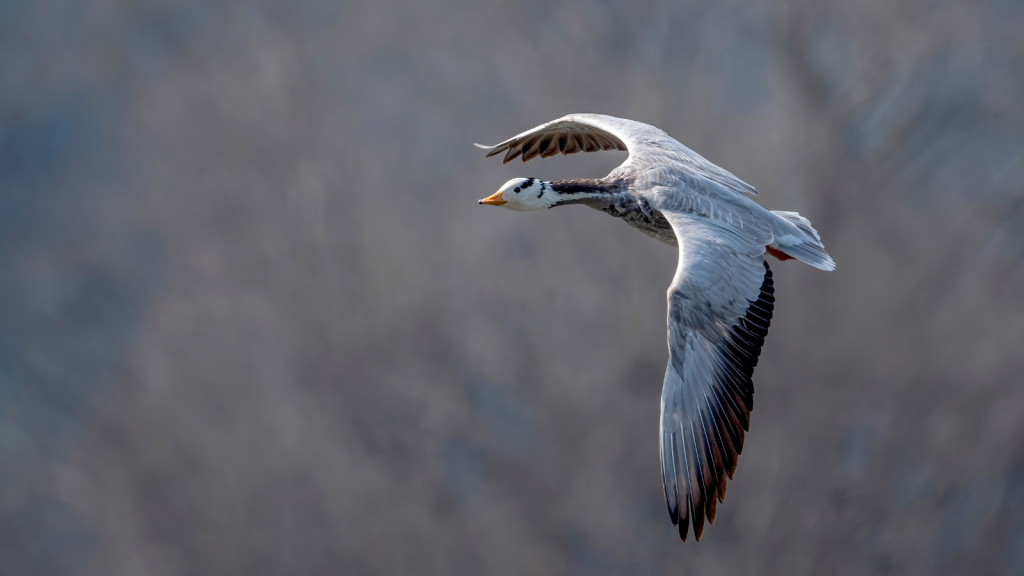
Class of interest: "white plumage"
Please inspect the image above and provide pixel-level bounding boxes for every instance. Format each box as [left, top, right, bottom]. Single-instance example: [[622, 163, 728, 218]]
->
[[476, 114, 834, 541]]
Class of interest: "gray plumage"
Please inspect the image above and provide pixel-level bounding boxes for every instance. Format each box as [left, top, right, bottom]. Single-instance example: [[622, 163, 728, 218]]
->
[[476, 114, 834, 541]]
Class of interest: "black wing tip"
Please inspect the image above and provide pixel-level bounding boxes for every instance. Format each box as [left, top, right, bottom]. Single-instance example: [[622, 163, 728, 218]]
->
[[484, 147, 506, 159], [664, 482, 679, 526], [692, 502, 705, 541]]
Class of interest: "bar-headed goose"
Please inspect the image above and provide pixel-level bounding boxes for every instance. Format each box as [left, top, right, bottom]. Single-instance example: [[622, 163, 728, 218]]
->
[[476, 114, 834, 541]]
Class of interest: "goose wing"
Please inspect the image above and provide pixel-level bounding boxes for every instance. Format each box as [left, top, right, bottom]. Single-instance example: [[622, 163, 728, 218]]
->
[[655, 207, 775, 541], [474, 114, 757, 196]]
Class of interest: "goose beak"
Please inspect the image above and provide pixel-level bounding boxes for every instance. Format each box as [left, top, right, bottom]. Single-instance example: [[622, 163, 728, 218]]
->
[[478, 190, 506, 206]]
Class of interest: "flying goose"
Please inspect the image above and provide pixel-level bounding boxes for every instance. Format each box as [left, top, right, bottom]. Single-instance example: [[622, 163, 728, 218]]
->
[[475, 114, 834, 541]]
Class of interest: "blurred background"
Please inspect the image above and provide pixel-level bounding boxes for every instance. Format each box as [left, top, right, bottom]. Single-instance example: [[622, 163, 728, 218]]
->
[[2, 0, 1023, 574]]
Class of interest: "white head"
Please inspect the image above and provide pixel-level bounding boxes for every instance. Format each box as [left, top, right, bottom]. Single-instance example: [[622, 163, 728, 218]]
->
[[479, 178, 557, 211]]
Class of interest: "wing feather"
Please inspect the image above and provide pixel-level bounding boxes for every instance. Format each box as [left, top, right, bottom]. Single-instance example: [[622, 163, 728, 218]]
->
[[475, 114, 759, 196], [657, 211, 775, 541], [502, 147, 522, 163]]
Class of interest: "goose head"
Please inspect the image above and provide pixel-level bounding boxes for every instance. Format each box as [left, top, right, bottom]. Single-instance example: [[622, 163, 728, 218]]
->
[[479, 178, 557, 211]]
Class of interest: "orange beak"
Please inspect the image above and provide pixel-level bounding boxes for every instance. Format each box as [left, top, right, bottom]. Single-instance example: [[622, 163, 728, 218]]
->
[[478, 190, 506, 206]]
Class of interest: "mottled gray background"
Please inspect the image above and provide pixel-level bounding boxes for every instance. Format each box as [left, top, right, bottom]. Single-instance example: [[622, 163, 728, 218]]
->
[[2, 0, 1023, 574]]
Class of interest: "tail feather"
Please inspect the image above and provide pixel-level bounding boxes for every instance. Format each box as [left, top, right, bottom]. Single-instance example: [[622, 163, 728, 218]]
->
[[769, 211, 835, 271]]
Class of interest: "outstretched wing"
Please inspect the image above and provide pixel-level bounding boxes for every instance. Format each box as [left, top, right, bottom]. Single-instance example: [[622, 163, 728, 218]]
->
[[474, 114, 758, 196], [657, 209, 775, 541]]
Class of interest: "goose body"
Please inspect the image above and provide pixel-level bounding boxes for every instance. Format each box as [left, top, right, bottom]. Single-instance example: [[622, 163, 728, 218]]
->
[[476, 114, 834, 541]]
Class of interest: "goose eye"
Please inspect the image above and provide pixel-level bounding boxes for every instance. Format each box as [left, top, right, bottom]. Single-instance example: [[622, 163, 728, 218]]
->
[[514, 187, 521, 193]]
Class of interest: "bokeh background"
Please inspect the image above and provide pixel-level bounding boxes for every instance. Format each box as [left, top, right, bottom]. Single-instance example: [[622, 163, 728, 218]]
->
[[2, 0, 1024, 574]]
